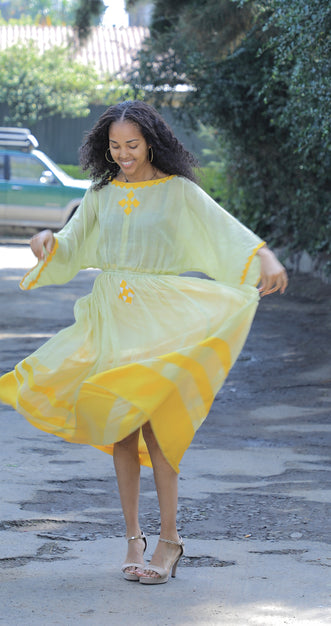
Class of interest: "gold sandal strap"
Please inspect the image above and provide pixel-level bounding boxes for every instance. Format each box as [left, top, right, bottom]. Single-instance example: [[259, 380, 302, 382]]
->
[[159, 536, 184, 547], [127, 535, 142, 542], [126, 532, 147, 550]]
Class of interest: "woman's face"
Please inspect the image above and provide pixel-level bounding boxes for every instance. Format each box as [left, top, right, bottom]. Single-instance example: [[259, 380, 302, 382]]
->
[[108, 119, 150, 181]]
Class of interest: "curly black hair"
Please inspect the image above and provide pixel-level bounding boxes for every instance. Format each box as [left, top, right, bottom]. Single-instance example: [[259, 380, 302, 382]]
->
[[79, 100, 199, 189]]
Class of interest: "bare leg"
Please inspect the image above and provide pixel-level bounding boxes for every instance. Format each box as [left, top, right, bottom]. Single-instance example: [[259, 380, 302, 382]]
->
[[138, 422, 181, 578], [113, 430, 145, 572]]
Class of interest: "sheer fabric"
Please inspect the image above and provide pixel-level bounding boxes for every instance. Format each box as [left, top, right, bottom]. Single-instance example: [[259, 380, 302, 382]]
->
[[0, 176, 264, 472]]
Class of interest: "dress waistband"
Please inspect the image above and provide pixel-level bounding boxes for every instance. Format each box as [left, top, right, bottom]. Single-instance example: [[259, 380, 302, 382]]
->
[[101, 268, 176, 277]]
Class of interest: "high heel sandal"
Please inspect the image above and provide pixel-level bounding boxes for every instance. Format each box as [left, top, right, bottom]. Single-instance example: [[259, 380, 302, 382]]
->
[[138, 536, 184, 585], [121, 531, 147, 581]]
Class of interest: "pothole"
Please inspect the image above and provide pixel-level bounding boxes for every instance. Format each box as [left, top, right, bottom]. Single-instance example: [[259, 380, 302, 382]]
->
[[182, 556, 235, 568], [248, 549, 307, 555], [20, 447, 62, 457], [0, 518, 115, 541], [0, 542, 72, 569]]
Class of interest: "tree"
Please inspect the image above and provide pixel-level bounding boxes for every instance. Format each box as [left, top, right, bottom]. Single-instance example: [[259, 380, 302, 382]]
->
[[0, 1, 105, 30], [0, 0, 76, 24], [128, 0, 331, 262], [73, 0, 105, 40], [0, 42, 100, 124], [258, 0, 330, 170]]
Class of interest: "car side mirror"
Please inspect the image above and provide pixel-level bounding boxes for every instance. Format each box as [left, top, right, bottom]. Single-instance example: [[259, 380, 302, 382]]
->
[[40, 170, 56, 184]]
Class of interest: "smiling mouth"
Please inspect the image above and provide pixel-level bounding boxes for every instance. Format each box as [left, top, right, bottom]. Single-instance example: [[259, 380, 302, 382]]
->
[[121, 160, 134, 168]]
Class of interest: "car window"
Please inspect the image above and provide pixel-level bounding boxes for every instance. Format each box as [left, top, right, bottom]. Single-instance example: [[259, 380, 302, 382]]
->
[[10, 154, 46, 183], [0, 155, 5, 180]]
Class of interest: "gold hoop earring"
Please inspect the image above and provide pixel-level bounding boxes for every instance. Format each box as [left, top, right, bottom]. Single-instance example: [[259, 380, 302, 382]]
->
[[105, 148, 115, 164], [148, 146, 154, 163]]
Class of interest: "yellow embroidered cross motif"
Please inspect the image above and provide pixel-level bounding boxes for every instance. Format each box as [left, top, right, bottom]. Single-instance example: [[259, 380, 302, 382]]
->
[[119, 279, 135, 304], [118, 191, 140, 215]]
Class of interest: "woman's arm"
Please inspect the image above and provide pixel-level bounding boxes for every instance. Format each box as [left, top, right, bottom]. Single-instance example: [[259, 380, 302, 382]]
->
[[257, 245, 288, 297], [20, 187, 99, 290]]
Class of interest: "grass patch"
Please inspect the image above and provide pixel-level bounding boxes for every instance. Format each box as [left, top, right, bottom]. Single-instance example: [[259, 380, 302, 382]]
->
[[58, 164, 89, 180]]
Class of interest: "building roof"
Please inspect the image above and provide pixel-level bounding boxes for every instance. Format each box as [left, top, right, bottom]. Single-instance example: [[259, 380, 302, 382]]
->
[[0, 24, 149, 77]]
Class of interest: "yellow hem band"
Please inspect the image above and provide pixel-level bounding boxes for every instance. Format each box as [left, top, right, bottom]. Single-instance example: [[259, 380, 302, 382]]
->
[[20, 238, 59, 291], [240, 241, 265, 285]]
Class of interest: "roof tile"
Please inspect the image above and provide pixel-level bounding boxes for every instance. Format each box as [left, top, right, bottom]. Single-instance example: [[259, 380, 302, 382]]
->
[[0, 25, 148, 76]]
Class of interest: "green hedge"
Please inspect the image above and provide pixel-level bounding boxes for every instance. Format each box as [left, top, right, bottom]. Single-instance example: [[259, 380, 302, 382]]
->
[[58, 164, 88, 180]]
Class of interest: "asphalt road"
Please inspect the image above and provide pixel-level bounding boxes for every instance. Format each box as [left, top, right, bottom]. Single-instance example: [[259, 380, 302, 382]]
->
[[0, 243, 330, 625]]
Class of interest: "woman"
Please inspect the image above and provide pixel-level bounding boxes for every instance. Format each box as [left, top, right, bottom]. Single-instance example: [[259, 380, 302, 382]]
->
[[0, 101, 287, 585]]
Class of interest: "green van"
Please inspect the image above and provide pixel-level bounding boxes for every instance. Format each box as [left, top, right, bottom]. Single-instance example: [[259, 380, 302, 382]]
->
[[0, 128, 90, 230]]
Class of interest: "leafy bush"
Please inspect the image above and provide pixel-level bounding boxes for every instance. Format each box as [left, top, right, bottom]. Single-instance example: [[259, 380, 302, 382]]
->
[[0, 42, 100, 125]]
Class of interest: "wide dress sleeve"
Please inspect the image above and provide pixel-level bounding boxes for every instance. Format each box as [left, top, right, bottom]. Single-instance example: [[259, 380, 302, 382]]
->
[[20, 186, 99, 290], [177, 178, 264, 287]]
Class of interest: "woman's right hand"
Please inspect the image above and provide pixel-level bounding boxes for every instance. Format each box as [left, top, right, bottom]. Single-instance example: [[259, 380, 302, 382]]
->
[[30, 229, 55, 261]]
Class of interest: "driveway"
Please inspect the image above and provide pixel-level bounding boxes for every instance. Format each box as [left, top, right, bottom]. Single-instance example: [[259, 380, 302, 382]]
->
[[0, 241, 330, 625]]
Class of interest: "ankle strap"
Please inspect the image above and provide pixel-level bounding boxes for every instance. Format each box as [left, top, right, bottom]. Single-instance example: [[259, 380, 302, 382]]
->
[[159, 536, 184, 547], [127, 531, 145, 543]]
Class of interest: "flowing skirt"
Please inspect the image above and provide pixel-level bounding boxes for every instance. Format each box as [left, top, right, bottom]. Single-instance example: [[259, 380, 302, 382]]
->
[[0, 270, 259, 472]]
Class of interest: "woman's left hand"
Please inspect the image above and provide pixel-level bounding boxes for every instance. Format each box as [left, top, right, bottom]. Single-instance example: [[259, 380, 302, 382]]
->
[[257, 245, 288, 297]]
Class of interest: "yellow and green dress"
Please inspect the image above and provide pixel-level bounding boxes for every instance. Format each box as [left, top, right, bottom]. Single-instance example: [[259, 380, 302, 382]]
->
[[0, 176, 264, 472]]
